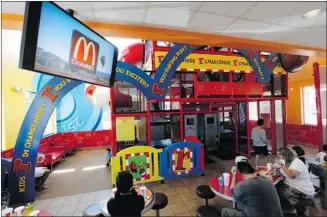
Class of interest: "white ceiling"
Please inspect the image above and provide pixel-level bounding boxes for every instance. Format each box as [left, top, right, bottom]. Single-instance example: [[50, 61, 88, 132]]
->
[[2, 1, 326, 49]]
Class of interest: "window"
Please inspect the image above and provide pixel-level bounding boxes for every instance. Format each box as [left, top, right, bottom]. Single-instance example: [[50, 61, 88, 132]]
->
[[249, 102, 258, 121], [102, 107, 111, 130], [275, 100, 283, 123], [303, 86, 317, 125]]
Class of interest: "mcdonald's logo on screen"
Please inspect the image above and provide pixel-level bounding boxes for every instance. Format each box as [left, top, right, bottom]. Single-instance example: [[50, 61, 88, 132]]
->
[[70, 30, 99, 73]]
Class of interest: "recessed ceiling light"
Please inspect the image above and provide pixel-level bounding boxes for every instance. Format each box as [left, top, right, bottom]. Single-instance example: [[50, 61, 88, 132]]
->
[[303, 9, 322, 19]]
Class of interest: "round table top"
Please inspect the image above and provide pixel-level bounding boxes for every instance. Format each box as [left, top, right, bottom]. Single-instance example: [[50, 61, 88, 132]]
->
[[100, 187, 154, 216], [209, 168, 282, 202]]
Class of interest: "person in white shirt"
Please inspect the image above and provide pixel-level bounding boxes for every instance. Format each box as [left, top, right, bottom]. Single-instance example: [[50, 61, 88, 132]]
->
[[274, 147, 315, 216], [315, 144, 327, 167], [35, 154, 51, 190]]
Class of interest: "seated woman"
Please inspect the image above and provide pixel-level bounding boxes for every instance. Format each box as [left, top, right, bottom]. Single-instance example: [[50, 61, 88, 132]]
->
[[107, 171, 144, 216], [274, 147, 315, 216], [292, 145, 307, 165], [35, 154, 51, 190]]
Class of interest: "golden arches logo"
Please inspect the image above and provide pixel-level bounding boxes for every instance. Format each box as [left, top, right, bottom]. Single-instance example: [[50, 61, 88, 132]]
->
[[70, 30, 99, 72], [73, 37, 96, 66]]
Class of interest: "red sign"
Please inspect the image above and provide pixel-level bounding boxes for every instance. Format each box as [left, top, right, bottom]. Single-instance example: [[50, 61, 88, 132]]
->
[[197, 82, 263, 96], [70, 30, 99, 73]]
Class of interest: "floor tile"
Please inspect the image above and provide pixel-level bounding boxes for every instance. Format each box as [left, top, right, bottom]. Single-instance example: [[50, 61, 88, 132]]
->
[[160, 205, 174, 216], [164, 188, 178, 196], [185, 199, 201, 211], [168, 194, 183, 205], [174, 211, 192, 216], [73, 211, 83, 216], [75, 202, 92, 213], [57, 204, 77, 215], [45, 207, 61, 216], [175, 187, 190, 194], [79, 192, 96, 204], [143, 209, 156, 216], [46, 198, 66, 209], [180, 192, 196, 202], [170, 202, 189, 215], [33, 199, 53, 209], [64, 195, 81, 206]]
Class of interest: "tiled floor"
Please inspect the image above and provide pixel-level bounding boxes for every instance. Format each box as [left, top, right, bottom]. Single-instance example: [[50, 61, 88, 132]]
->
[[34, 148, 326, 216]]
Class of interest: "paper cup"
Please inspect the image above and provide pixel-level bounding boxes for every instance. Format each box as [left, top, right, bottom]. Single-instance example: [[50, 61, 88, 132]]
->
[[223, 173, 230, 187], [29, 210, 40, 216], [2, 208, 13, 217], [267, 163, 272, 171], [14, 206, 25, 216], [140, 186, 146, 197]]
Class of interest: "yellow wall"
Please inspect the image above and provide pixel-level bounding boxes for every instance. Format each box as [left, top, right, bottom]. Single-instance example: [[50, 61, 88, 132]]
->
[[286, 57, 320, 125], [2, 30, 34, 150]]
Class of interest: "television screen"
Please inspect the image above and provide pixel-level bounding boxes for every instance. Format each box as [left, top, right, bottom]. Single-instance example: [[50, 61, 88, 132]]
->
[[207, 117, 214, 124], [19, 1, 118, 87], [186, 118, 195, 126]]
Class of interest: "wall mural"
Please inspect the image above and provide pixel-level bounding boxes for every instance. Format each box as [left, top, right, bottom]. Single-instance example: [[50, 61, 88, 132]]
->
[[32, 73, 104, 133]]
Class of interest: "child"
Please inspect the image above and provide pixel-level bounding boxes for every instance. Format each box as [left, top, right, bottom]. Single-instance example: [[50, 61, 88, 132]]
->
[[105, 148, 112, 167], [107, 171, 144, 216]]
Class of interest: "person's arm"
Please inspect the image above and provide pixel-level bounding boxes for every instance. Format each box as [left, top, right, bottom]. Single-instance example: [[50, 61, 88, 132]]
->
[[230, 166, 237, 190], [274, 159, 299, 179], [260, 130, 267, 144], [280, 165, 298, 179]]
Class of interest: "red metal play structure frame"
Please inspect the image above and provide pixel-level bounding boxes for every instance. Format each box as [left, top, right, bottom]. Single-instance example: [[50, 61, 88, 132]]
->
[[109, 41, 324, 156]]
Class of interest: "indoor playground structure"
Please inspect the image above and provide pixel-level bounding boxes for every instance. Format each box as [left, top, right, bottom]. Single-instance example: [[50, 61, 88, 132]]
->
[[1, 2, 326, 215]]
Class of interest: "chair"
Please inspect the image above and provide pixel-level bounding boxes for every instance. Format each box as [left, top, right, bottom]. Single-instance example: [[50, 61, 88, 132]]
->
[[196, 205, 220, 217], [280, 195, 297, 217], [151, 193, 168, 217], [309, 163, 326, 192], [82, 203, 104, 217], [196, 185, 215, 206]]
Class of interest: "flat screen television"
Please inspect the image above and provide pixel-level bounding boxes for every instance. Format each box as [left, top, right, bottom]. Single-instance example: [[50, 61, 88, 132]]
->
[[19, 1, 118, 87]]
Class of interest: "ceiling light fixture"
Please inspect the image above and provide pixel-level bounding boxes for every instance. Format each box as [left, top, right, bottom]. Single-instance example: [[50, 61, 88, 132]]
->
[[303, 9, 322, 19]]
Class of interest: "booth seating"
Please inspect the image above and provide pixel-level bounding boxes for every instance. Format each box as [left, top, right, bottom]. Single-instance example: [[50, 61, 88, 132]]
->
[[151, 193, 168, 217], [196, 185, 215, 206], [38, 142, 65, 171], [196, 185, 219, 217], [50, 137, 77, 155], [83, 203, 104, 217]]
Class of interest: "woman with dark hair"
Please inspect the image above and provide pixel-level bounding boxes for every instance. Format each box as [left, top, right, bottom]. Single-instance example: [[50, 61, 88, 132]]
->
[[292, 145, 306, 165], [107, 171, 144, 216], [275, 147, 315, 216]]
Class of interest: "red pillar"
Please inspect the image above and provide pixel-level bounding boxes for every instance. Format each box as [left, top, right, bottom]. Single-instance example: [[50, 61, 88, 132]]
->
[[246, 102, 251, 158], [270, 100, 276, 154], [282, 99, 288, 147], [313, 62, 324, 152], [109, 87, 117, 155], [146, 101, 151, 146], [235, 103, 239, 153]]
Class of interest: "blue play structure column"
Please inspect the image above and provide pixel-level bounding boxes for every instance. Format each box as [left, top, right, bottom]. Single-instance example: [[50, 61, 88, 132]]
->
[[9, 77, 82, 204]]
